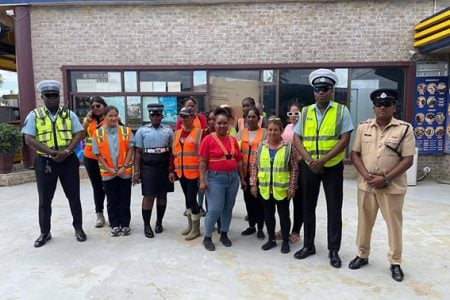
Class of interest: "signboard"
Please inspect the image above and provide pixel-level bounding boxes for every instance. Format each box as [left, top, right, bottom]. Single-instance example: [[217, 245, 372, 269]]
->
[[413, 77, 447, 154]]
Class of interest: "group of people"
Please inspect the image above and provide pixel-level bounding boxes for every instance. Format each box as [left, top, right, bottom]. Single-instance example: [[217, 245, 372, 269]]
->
[[22, 68, 415, 282]]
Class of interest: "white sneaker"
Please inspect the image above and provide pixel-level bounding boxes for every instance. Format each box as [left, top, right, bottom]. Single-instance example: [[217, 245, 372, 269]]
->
[[121, 227, 131, 236], [111, 227, 121, 237]]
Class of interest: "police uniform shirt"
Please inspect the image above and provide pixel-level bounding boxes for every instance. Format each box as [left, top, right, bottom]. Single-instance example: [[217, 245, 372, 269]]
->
[[91, 126, 136, 180], [352, 117, 415, 194], [293, 101, 354, 137], [135, 123, 173, 149], [21, 106, 84, 137]]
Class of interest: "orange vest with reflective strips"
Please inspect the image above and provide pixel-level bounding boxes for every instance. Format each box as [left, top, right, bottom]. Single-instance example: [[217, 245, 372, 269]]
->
[[240, 128, 265, 177], [94, 126, 133, 177], [173, 127, 202, 179], [84, 118, 106, 159]]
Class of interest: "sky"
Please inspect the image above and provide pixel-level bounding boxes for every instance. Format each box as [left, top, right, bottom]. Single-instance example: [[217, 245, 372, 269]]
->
[[0, 70, 18, 97]]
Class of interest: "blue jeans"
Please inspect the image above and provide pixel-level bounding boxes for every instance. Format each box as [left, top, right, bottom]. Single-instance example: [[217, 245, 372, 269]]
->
[[204, 170, 239, 237]]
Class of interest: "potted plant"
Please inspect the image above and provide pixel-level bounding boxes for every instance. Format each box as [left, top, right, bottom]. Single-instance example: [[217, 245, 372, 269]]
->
[[0, 123, 22, 174]]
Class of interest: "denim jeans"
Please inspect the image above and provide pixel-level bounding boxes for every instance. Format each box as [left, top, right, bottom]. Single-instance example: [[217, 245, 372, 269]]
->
[[204, 170, 239, 237]]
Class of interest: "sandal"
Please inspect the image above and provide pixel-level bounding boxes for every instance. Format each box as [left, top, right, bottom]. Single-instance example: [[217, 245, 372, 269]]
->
[[275, 230, 282, 240], [289, 232, 301, 244]]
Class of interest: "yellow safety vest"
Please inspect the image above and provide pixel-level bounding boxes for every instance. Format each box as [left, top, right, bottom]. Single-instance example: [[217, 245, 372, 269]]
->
[[34, 107, 72, 155], [302, 102, 345, 167], [257, 143, 291, 201]]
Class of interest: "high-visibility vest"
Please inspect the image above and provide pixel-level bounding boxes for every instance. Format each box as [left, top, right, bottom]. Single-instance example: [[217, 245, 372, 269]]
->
[[239, 127, 265, 177], [34, 107, 72, 155], [257, 143, 291, 201], [83, 118, 106, 159], [237, 116, 263, 131], [302, 102, 345, 167], [173, 127, 202, 179], [193, 115, 202, 129], [94, 126, 133, 177]]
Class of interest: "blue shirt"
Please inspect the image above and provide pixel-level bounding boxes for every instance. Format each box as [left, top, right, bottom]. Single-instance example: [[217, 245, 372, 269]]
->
[[92, 126, 135, 181], [293, 101, 354, 137], [21, 106, 84, 136], [135, 123, 173, 149]]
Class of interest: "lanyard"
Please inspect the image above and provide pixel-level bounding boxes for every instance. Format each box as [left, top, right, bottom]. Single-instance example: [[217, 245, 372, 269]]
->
[[211, 133, 235, 160]]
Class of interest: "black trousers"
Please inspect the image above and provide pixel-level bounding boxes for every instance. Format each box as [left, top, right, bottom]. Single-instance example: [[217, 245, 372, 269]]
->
[[35, 154, 82, 234], [83, 156, 105, 213], [292, 170, 304, 234], [300, 160, 343, 251], [179, 176, 200, 215], [103, 177, 132, 228], [243, 176, 264, 229], [262, 195, 291, 242]]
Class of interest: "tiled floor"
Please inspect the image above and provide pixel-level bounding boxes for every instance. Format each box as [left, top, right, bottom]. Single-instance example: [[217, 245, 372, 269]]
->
[[0, 178, 449, 299]]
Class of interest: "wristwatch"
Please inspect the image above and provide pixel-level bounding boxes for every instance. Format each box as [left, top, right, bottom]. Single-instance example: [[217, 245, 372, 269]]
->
[[64, 149, 72, 155], [383, 175, 391, 186]]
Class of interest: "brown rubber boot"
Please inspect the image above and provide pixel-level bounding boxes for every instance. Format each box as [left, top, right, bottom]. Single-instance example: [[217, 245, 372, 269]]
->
[[185, 213, 201, 241], [181, 209, 192, 235]]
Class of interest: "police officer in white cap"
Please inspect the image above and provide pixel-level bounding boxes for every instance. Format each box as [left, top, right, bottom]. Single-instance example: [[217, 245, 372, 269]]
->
[[292, 69, 354, 268], [21, 80, 87, 247]]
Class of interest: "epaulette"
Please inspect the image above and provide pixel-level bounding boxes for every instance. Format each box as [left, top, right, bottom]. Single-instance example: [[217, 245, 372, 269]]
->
[[359, 118, 372, 124]]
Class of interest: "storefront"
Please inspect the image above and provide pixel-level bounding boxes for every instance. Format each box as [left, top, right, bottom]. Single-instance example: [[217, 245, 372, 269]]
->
[[1, 0, 449, 179]]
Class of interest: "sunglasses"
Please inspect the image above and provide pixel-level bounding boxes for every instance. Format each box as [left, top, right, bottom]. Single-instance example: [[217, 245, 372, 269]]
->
[[268, 117, 281, 121], [91, 104, 102, 109], [374, 101, 394, 108], [150, 113, 162, 117], [313, 86, 332, 93], [287, 112, 300, 117], [44, 93, 59, 98]]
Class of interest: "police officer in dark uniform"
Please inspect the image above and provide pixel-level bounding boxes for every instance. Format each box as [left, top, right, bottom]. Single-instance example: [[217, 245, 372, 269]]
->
[[21, 80, 87, 247], [133, 103, 174, 238]]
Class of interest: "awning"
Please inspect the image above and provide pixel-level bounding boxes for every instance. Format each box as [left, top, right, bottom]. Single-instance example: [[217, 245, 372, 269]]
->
[[414, 6, 450, 54]]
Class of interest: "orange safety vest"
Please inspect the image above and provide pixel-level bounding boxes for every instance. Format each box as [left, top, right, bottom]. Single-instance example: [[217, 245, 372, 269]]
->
[[173, 127, 202, 179], [84, 118, 106, 159], [240, 128, 265, 177], [237, 117, 263, 131], [193, 115, 202, 129], [94, 126, 133, 177]]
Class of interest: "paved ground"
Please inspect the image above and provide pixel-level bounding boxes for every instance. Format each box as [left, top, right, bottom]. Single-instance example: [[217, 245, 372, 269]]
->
[[0, 178, 449, 299]]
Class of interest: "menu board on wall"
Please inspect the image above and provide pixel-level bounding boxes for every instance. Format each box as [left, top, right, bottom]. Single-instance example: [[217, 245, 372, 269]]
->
[[445, 97, 450, 153], [413, 77, 447, 154]]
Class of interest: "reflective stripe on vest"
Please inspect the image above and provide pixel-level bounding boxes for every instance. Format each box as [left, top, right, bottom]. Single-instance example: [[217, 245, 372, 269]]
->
[[84, 118, 106, 159], [94, 126, 132, 177], [34, 107, 72, 155], [257, 143, 291, 201], [240, 128, 265, 177], [302, 102, 345, 167], [173, 127, 202, 179]]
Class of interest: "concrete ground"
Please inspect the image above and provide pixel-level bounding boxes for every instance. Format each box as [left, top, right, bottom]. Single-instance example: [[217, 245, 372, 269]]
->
[[0, 178, 449, 299]]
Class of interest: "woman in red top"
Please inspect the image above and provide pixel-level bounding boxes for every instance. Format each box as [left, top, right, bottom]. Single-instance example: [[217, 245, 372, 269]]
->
[[199, 107, 245, 251]]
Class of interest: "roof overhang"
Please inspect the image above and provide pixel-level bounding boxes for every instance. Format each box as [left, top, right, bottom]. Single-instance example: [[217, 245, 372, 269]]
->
[[414, 6, 450, 55]]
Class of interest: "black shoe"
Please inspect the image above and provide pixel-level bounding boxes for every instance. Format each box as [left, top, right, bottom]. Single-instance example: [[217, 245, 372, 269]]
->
[[155, 222, 163, 234], [390, 265, 404, 282], [220, 232, 232, 247], [241, 227, 256, 236], [329, 250, 342, 268], [348, 256, 369, 270], [261, 239, 277, 251], [244, 215, 249, 221], [203, 237, 215, 251], [200, 207, 206, 217], [294, 246, 316, 259], [281, 241, 290, 254], [256, 229, 265, 240], [144, 225, 154, 238], [34, 233, 51, 248], [75, 228, 87, 242]]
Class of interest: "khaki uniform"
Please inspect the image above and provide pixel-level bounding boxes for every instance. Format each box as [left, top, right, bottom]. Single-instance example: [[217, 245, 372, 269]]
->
[[352, 117, 415, 264]]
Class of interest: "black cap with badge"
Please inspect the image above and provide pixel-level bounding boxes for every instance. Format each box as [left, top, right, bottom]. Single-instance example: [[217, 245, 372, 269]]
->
[[370, 89, 399, 104], [147, 103, 164, 114]]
